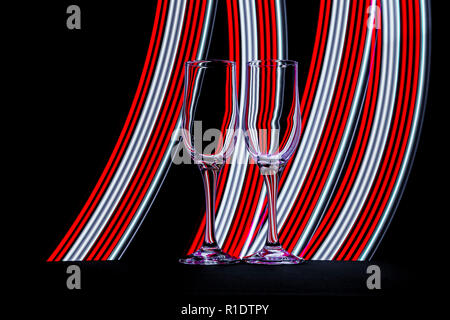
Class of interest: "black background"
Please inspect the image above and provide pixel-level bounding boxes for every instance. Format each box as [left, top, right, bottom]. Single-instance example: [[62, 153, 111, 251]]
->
[[8, 0, 445, 316]]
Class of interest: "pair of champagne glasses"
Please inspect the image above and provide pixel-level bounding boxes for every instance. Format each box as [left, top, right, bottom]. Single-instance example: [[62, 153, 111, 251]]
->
[[179, 59, 302, 265]]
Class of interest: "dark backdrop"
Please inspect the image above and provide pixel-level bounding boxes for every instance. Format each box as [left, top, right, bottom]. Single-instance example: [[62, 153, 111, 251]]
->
[[10, 0, 443, 314]]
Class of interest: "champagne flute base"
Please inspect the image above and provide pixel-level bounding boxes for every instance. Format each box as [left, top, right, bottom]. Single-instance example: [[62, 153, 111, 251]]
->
[[179, 245, 240, 265], [243, 244, 304, 265]]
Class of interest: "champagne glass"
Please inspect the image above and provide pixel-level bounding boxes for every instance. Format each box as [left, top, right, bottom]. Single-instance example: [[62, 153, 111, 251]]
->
[[179, 60, 239, 265], [242, 59, 303, 264]]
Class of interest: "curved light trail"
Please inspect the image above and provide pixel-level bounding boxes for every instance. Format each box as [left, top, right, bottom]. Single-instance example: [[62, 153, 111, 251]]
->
[[48, 0, 430, 262]]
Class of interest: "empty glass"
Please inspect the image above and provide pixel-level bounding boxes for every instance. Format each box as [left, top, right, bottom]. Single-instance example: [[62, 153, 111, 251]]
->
[[179, 60, 240, 265], [242, 59, 303, 264]]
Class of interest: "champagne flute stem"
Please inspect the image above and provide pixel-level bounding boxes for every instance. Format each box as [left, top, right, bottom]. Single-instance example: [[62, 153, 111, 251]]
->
[[199, 165, 219, 247], [262, 169, 280, 246]]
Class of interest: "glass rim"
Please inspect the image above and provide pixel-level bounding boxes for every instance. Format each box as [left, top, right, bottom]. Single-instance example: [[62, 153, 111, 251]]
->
[[247, 59, 298, 67], [186, 59, 236, 68]]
